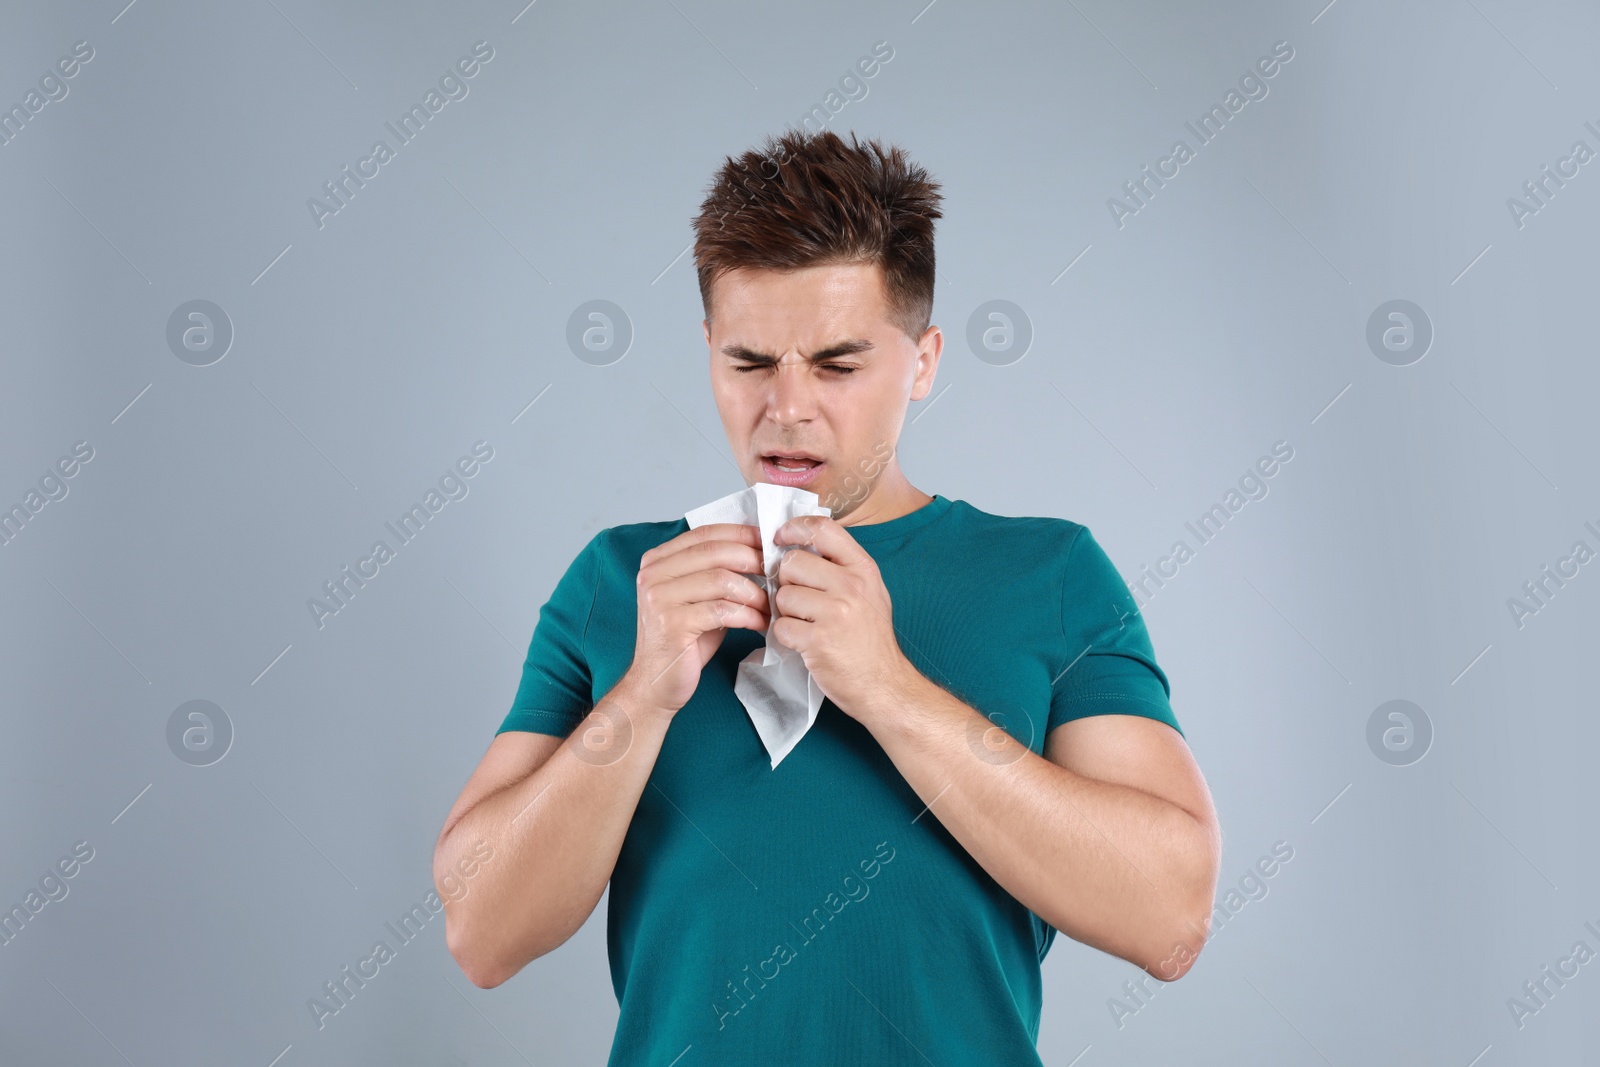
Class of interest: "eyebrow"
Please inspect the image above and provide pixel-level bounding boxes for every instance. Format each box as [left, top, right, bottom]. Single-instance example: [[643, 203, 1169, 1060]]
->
[[720, 338, 875, 366]]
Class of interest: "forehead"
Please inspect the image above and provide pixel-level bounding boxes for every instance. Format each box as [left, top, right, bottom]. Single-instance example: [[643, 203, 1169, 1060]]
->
[[709, 262, 889, 337]]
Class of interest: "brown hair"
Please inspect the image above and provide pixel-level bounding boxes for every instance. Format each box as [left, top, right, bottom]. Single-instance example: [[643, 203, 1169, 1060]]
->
[[691, 128, 943, 342]]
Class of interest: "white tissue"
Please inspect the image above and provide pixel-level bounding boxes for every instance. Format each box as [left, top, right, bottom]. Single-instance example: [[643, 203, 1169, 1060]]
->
[[684, 481, 834, 769]]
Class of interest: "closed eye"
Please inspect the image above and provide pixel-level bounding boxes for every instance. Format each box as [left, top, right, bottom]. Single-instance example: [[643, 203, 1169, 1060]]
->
[[733, 365, 858, 375]]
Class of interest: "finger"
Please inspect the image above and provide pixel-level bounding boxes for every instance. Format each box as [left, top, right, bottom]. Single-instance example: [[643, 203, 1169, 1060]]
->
[[775, 542, 874, 596], [642, 523, 760, 569], [648, 536, 765, 583], [769, 614, 808, 650], [654, 568, 769, 615], [773, 514, 869, 568], [773, 582, 825, 622], [688, 598, 768, 634], [774, 544, 835, 590]]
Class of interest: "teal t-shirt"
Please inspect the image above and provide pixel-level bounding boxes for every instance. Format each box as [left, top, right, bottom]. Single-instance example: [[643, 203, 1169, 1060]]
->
[[497, 493, 1182, 1066]]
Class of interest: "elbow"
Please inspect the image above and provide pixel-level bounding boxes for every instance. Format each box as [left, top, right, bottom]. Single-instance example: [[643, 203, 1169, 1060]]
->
[[458, 958, 510, 990], [446, 912, 513, 989], [1142, 901, 1210, 982], [432, 819, 580, 988], [434, 829, 513, 988], [435, 863, 512, 989], [439, 879, 559, 989], [461, 958, 511, 990], [1141, 816, 1221, 982]]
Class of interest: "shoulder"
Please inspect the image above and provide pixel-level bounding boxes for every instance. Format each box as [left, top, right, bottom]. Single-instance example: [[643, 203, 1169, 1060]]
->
[[943, 498, 1088, 564], [943, 501, 1145, 611], [588, 517, 690, 570]]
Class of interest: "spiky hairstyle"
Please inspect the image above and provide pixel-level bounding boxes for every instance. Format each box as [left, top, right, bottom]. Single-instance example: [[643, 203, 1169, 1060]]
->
[[691, 129, 943, 342]]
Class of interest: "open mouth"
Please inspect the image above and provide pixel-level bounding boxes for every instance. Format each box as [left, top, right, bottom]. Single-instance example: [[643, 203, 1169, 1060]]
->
[[761, 453, 825, 487]]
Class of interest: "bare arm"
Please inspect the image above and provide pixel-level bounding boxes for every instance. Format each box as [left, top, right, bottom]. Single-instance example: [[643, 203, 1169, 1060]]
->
[[859, 667, 1221, 980], [433, 672, 672, 989], [434, 522, 770, 988], [764, 513, 1220, 978]]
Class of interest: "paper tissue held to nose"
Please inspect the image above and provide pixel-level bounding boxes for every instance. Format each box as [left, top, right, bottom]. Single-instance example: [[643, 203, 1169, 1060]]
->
[[684, 481, 834, 769]]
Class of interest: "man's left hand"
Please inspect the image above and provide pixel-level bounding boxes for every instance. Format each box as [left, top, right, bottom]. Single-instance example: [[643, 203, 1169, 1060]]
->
[[770, 514, 913, 720]]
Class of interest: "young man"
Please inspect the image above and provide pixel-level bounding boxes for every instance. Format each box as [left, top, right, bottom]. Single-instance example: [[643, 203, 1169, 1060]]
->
[[434, 129, 1220, 1065]]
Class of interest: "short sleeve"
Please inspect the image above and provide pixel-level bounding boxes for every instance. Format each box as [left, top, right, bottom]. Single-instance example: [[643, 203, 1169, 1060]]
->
[[1047, 526, 1184, 738], [495, 529, 607, 738]]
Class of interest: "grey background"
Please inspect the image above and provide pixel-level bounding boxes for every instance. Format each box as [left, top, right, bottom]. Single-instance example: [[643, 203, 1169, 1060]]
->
[[2, 0, 1597, 1063]]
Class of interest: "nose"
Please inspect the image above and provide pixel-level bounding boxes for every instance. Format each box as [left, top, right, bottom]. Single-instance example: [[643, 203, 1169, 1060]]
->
[[766, 354, 819, 426]]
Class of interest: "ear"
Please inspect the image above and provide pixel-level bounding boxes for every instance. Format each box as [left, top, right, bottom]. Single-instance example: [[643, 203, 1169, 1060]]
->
[[910, 325, 943, 402]]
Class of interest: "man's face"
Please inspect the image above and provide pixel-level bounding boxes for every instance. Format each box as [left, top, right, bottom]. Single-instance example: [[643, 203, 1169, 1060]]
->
[[704, 262, 941, 522]]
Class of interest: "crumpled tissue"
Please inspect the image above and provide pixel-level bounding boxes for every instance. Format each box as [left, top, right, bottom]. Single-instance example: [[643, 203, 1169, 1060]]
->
[[684, 481, 833, 769]]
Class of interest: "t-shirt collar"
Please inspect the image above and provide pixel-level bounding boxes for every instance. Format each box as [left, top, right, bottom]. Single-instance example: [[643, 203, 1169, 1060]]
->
[[844, 494, 952, 544]]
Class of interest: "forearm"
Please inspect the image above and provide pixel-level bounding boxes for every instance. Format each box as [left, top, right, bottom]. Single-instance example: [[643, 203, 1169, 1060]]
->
[[436, 672, 672, 987], [857, 669, 1216, 976]]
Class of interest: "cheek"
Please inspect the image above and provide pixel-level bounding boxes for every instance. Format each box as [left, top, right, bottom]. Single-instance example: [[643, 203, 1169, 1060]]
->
[[714, 391, 766, 455], [712, 377, 752, 416]]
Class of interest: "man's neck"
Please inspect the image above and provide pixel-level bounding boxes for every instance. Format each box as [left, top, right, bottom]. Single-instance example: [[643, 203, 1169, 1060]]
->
[[839, 481, 934, 527]]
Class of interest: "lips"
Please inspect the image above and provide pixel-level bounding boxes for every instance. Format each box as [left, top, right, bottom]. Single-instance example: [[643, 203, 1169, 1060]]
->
[[760, 453, 826, 487]]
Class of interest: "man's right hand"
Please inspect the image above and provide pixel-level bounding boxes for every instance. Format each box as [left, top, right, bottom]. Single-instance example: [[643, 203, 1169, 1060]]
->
[[626, 522, 769, 716]]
